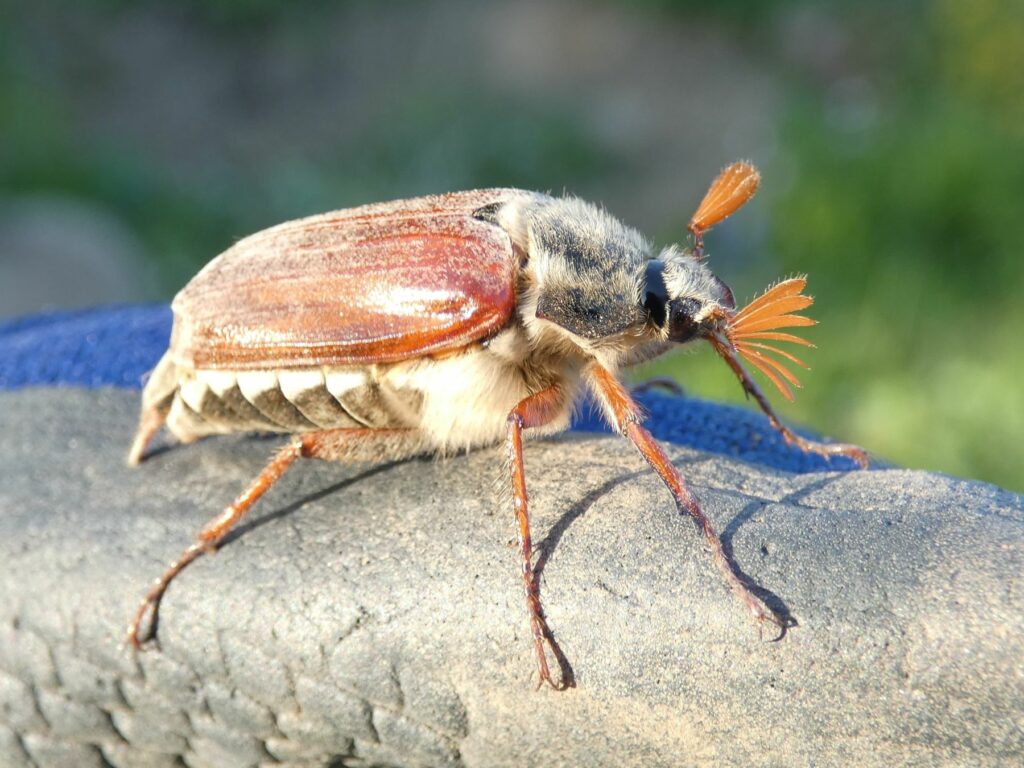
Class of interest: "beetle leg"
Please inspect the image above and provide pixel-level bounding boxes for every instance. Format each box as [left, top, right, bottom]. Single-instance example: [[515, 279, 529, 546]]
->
[[709, 337, 869, 468], [127, 428, 421, 649], [506, 384, 573, 690], [586, 363, 787, 635]]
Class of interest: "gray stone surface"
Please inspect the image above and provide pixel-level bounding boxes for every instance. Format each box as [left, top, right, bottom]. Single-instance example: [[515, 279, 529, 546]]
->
[[0, 388, 1021, 767]]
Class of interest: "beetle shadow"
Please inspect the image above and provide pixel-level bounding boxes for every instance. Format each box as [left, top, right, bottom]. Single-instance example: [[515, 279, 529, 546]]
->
[[534, 469, 647, 578], [201, 453, 845, 685], [718, 494, 798, 637], [220, 458, 421, 547], [532, 462, 847, 661], [139, 457, 428, 649], [716, 474, 847, 638], [138, 441, 174, 462], [531, 468, 646, 689]]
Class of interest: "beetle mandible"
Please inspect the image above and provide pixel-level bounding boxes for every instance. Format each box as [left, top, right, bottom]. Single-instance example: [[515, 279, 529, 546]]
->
[[126, 161, 868, 689]]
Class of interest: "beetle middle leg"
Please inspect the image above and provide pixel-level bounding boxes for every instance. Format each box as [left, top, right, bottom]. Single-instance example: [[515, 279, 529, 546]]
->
[[506, 384, 574, 690], [127, 427, 421, 648]]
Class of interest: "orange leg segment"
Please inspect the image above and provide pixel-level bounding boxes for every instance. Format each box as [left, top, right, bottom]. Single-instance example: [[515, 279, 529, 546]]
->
[[506, 383, 572, 690], [127, 428, 420, 649], [587, 364, 785, 633]]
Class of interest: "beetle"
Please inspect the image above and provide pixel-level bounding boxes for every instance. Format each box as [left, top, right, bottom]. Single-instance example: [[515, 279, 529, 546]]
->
[[126, 161, 867, 689]]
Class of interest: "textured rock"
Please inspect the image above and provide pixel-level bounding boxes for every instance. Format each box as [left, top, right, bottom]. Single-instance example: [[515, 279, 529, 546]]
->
[[0, 388, 1021, 767]]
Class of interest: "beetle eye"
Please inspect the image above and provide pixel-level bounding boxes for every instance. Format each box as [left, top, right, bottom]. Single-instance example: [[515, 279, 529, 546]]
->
[[667, 297, 703, 342], [644, 291, 667, 327], [643, 259, 669, 327]]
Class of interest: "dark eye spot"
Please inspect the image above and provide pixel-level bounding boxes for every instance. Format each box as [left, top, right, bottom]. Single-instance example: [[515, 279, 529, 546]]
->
[[643, 259, 668, 326], [644, 292, 667, 326], [668, 298, 702, 342]]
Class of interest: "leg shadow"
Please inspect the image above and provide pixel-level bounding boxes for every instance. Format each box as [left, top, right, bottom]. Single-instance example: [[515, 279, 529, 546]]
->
[[221, 459, 419, 546], [719, 474, 848, 639], [532, 467, 647, 688]]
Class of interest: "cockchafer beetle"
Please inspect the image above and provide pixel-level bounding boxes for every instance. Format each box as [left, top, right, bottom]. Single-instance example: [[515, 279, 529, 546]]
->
[[127, 161, 868, 689]]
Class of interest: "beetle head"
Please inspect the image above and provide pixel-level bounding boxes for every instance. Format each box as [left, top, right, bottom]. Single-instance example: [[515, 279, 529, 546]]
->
[[502, 161, 759, 362], [496, 163, 818, 402], [640, 246, 736, 345], [512, 196, 736, 359]]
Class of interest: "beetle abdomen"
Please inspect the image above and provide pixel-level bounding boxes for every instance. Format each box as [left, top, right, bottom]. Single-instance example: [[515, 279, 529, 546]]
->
[[161, 364, 419, 442]]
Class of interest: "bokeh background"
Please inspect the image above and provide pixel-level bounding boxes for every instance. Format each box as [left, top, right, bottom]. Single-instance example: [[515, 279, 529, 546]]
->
[[1, 0, 1021, 491]]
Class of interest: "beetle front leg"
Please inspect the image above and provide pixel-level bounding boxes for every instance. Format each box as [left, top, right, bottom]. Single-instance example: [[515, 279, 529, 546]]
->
[[710, 337, 869, 468], [128, 428, 421, 649], [586, 363, 786, 635], [506, 384, 572, 690]]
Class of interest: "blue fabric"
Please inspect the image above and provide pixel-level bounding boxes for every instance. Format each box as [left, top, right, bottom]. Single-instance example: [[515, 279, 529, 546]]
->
[[0, 305, 173, 390], [0, 305, 862, 473]]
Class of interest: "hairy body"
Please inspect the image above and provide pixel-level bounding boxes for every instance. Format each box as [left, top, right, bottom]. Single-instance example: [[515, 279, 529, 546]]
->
[[132, 187, 667, 462]]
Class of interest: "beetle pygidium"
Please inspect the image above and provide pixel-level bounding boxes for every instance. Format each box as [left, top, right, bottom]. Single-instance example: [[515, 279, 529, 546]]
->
[[127, 161, 867, 689]]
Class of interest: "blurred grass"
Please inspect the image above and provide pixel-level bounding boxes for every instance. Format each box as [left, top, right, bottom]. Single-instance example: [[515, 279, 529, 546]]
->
[[0, 83, 610, 290], [1, 0, 1020, 490], [638, 0, 1024, 490]]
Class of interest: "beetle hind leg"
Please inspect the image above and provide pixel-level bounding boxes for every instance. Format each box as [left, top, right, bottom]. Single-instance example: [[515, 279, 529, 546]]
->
[[127, 427, 423, 649]]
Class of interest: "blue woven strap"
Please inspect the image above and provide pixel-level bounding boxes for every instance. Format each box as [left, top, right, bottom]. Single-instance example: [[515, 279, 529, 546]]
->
[[0, 306, 859, 473]]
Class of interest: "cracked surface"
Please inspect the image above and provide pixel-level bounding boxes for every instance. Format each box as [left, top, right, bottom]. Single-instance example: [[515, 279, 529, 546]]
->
[[1, 388, 1022, 767]]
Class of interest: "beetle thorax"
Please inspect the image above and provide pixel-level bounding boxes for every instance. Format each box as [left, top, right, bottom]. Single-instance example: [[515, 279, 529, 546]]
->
[[494, 196, 651, 365]]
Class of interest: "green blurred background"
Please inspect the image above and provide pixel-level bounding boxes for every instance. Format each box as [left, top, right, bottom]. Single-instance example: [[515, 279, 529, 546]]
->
[[1, 0, 1021, 490]]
